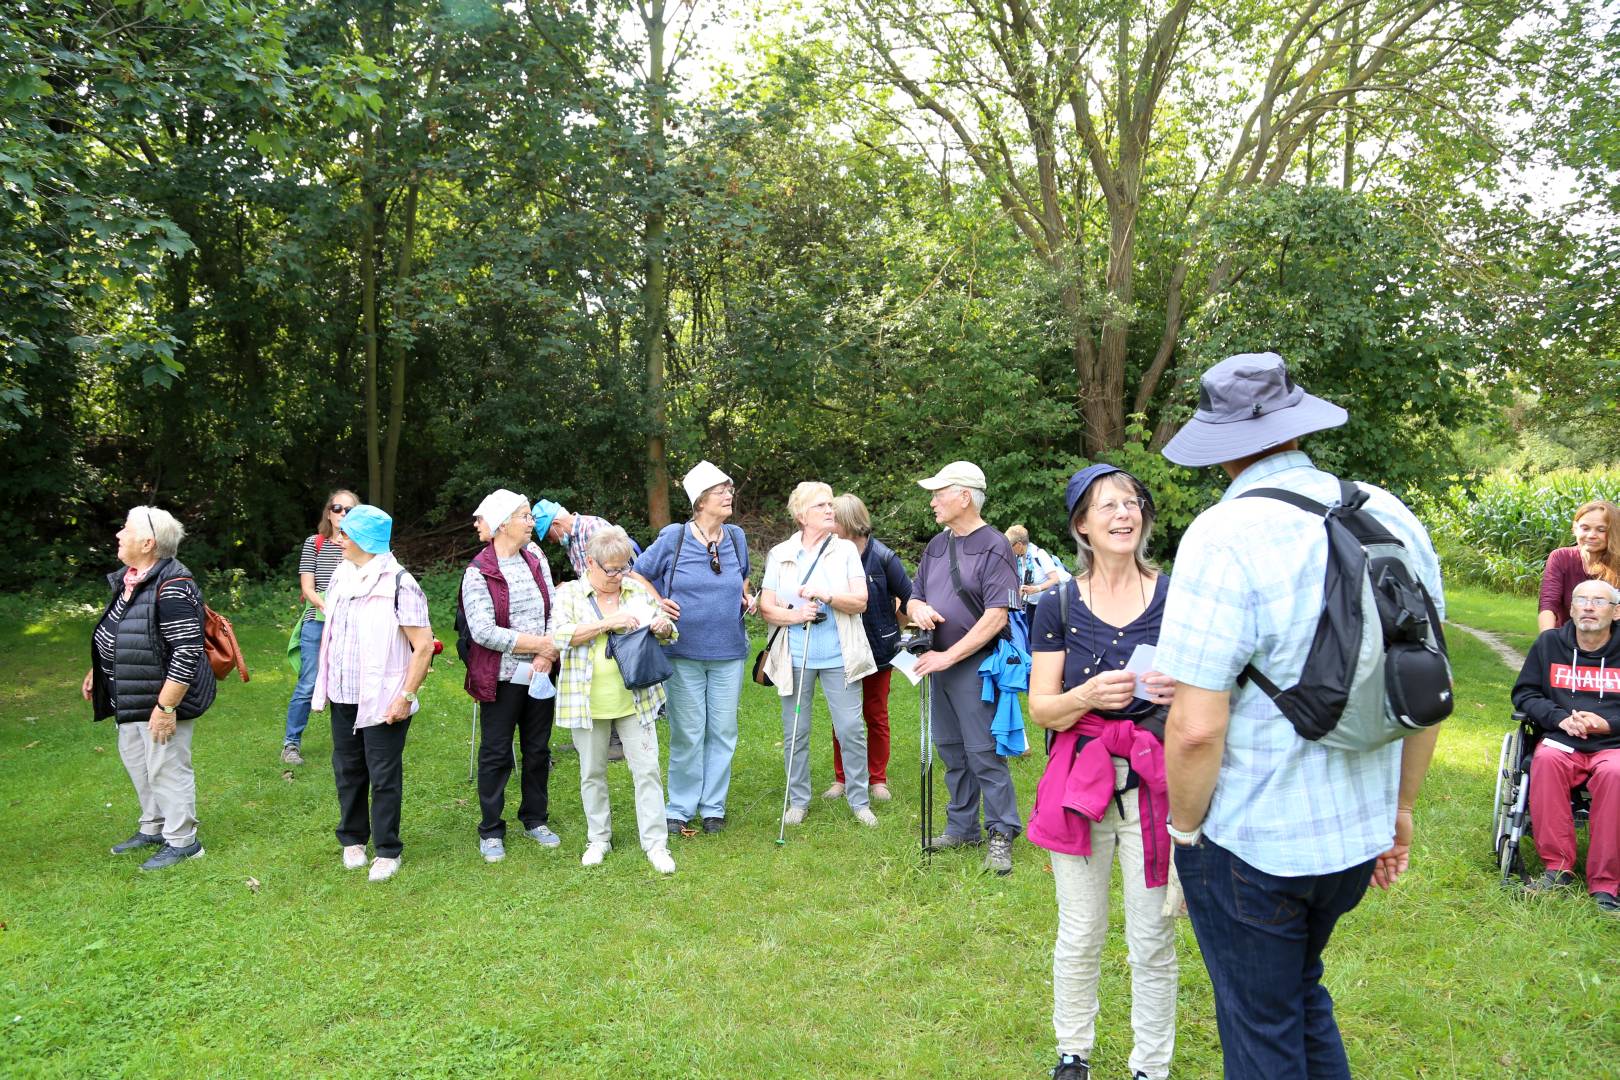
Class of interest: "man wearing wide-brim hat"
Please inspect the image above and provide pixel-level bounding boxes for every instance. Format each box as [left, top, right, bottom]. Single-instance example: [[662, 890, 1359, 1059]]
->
[[1150, 352, 1445, 1079]]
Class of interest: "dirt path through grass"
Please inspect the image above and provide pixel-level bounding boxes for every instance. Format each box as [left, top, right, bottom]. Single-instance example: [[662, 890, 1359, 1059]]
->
[[1445, 620, 1526, 671]]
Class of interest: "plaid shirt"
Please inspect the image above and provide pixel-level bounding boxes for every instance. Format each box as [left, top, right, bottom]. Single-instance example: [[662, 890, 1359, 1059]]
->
[[1155, 451, 1445, 877], [550, 576, 674, 730], [564, 514, 614, 578]]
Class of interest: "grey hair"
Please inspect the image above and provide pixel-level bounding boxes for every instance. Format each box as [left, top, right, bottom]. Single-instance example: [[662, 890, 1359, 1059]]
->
[[127, 506, 186, 558], [1067, 474, 1157, 579], [945, 484, 985, 512], [1572, 580, 1620, 605], [585, 525, 635, 567]]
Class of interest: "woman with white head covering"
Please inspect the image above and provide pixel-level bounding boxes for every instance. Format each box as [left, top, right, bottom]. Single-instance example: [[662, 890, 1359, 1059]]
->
[[312, 504, 434, 882], [460, 488, 562, 863], [632, 460, 756, 835]]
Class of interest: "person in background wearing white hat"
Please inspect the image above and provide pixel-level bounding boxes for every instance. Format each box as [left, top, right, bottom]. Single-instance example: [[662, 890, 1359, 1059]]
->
[[460, 489, 562, 863], [907, 460, 1023, 875], [633, 460, 757, 835], [1153, 352, 1443, 1079]]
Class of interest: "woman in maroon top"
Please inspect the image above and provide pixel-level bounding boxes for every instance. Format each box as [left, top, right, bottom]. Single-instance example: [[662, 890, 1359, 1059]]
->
[[1540, 499, 1620, 631]]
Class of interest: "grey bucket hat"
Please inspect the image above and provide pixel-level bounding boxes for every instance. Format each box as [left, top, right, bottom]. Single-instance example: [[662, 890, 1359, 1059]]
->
[[1162, 352, 1347, 467]]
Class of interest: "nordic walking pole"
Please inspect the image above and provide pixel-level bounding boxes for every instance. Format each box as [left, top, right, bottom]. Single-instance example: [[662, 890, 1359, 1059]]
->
[[467, 699, 478, 783], [776, 612, 817, 846]]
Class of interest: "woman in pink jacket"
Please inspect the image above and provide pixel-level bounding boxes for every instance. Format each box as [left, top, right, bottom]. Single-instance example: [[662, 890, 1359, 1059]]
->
[[313, 505, 434, 883], [1027, 465, 1178, 1080]]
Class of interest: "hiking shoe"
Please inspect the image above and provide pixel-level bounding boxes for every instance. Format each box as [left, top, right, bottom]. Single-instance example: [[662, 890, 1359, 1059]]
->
[[342, 845, 367, 870], [480, 837, 506, 863], [667, 818, 691, 838], [984, 830, 1014, 875], [853, 806, 878, 827], [1594, 892, 1620, 913], [139, 841, 204, 871], [1523, 869, 1578, 894], [870, 782, 892, 802], [368, 856, 400, 882], [1051, 1053, 1089, 1080], [647, 847, 676, 875], [111, 831, 163, 855], [925, 832, 981, 851], [783, 806, 807, 826], [701, 816, 725, 834], [281, 743, 304, 766], [821, 781, 846, 799], [524, 824, 561, 848], [581, 841, 612, 867]]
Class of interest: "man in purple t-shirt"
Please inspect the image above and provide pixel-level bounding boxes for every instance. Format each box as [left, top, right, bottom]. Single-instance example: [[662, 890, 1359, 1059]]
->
[[907, 460, 1023, 874]]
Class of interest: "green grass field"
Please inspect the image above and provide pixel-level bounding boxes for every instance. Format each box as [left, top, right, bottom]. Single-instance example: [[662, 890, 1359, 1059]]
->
[[1, 582, 1615, 1078]]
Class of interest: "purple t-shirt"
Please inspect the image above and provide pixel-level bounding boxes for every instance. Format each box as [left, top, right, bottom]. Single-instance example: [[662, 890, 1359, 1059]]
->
[[1539, 546, 1594, 629], [913, 525, 1019, 652]]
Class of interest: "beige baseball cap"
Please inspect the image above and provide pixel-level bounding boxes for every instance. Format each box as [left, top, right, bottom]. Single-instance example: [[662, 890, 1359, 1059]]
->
[[917, 460, 987, 492]]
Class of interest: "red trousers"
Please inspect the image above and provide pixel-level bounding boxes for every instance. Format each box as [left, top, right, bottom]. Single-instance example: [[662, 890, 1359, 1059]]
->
[[833, 667, 892, 785], [1529, 742, 1620, 894]]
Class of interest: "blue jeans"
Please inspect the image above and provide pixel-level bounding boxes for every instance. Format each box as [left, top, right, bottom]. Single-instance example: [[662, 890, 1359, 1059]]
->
[[1174, 837, 1375, 1080], [663, 657, 744, 822], [283, 618, 324, 746]]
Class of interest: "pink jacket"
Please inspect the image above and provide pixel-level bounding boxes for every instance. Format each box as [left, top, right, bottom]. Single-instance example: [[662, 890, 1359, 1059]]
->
[[1026, 714, 1170, 889]]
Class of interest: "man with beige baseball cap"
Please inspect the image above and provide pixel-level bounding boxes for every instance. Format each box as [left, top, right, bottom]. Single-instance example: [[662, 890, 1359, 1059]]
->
[[906, 460, 1023, 874]]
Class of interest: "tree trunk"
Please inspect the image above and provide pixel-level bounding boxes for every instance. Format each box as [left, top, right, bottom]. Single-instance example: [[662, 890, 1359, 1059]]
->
[[641, 0, 672, 529], [379, 173, 420, 513], [360, 127, 381, 504]]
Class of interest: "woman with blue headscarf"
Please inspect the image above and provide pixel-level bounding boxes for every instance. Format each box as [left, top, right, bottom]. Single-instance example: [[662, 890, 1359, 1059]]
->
[[313, 504, 434, 883]]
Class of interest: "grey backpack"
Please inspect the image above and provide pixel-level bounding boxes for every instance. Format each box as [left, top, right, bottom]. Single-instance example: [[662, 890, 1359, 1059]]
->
[[1237, 479, 1452, 752]]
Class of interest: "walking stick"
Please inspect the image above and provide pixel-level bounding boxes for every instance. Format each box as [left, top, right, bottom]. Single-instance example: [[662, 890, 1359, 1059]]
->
[[776, 617, 817, 846], [467, 699, 478, 783], [919, 672, 933, 865]]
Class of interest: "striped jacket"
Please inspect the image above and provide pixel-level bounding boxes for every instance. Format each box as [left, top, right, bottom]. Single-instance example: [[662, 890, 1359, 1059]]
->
[[551, 577, 676, 730]]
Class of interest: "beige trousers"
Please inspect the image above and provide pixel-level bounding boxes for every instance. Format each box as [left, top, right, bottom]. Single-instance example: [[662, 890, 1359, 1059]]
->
[[117, 719, 198, 847]]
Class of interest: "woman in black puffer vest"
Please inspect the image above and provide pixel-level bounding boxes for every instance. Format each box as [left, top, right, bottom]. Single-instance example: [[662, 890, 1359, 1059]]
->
[[83, 506, 216, 872]]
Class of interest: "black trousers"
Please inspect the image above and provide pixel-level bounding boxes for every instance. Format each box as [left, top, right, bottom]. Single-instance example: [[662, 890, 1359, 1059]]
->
[[478, 681, 555, 839], [330, 703, 411, 858]]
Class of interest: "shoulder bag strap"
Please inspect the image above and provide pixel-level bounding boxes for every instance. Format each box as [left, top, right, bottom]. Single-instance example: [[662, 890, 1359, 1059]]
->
[[586, 593, 618, 661], [666, 524, 688, 600], [946, 533, 985, 621]]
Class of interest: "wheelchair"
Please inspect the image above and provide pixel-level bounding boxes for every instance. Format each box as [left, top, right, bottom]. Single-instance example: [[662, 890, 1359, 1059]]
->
[[1491, 711, 1592, 883]]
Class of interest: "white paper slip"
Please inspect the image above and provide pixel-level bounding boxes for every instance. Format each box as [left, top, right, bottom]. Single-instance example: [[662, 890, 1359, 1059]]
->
[[509, 663, 534, 686], [888, 648, 925, 686], [1126, 643, 1157, 700]]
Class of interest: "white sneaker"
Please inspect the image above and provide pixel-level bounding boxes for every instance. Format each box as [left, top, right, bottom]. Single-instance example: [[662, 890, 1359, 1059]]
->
[[821, 782, 846, 799], [368, 856, 400, 882], [870, 783, 892, 802], [783, 806, 807, 826], [480, 837, 505, 863], [647, 847, 676, 875], [342, 845, 367, 870], [581, 840, 612, 866], [853, 806, 878, 827]]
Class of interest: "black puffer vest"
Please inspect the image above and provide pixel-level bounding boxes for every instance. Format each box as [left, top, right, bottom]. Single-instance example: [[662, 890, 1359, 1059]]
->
[[91, 557, 218, 724]]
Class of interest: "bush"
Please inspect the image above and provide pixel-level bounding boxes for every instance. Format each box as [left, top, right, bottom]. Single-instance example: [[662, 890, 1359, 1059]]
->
[[1420, 468, 1620, 594]]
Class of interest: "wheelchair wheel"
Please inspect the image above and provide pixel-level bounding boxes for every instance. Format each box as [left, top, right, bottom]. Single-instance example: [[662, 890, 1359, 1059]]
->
[[1491, 729, 1520, 861]]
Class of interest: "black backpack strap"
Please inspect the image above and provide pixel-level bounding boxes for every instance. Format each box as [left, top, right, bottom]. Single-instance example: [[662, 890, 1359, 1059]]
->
[[726, 524, 746, 579], [666, 523, 688, 599], [1233, 487, 1326, 697], [947, 533, 985, 621]]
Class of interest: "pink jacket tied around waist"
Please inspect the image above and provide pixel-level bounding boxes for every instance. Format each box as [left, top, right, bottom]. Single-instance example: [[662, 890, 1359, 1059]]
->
[[1026, 714, 1171, 889]]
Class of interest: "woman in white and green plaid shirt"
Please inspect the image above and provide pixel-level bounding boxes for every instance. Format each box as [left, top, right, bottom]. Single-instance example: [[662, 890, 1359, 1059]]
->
[[552, 527, 680, 873]]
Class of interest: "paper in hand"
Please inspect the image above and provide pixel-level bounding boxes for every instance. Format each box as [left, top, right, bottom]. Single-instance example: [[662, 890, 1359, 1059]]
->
[[1125, 644, 1157, 700], [888, 649, 925, 686]]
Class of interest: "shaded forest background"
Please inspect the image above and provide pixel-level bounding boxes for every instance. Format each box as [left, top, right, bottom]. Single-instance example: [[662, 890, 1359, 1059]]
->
[[2, 0, 1616, 587]]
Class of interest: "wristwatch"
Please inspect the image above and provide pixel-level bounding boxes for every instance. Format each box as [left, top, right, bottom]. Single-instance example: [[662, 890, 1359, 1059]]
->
[[156, 702, 177, 715], [401, 691, 419, 705], [1165, 820, 1203, 846]]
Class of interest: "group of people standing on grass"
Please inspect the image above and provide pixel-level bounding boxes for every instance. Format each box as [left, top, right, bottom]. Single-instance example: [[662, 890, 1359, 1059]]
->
[[104, 350, 1606, 1080]]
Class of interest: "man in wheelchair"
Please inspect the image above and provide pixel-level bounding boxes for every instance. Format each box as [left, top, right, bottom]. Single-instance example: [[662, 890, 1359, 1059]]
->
[[1511, 579, 1620, 911]]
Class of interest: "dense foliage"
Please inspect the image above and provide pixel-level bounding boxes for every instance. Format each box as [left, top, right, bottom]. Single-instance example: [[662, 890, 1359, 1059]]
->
[[2, 1, 1615, 588]]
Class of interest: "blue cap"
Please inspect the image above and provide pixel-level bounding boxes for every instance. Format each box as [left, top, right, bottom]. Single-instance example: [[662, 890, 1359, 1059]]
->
[[340, 504, 392, 554], [532, 499, 563, 542], [1065, 464, 1123, 517]]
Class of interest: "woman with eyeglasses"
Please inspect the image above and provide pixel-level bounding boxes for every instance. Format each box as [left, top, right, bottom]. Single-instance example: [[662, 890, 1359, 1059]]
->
[[1540, 500, 1620, 631], [552, 527, 679, 872], [1027, 464, 1179, 1080], [84, 506, 216, 871], [461, 489, 562, 863], [633, 460, 756, 836], [760, 482, 875, 827], [282, 490, 360, 766]]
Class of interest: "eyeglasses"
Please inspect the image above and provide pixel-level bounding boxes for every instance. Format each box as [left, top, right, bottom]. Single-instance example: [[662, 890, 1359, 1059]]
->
[[598, 563, 629, 578], [706, 540, 722, 574], [330, 504, 353, 515], [710, 483, 736, 495], [1573, 597, 1616, 609], [1092, 497, 1147, 516]]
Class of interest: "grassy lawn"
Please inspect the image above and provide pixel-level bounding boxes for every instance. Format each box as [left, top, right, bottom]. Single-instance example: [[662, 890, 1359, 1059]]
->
[[1442, 582, 1542, 658], [1, 582, 1616, 1078]]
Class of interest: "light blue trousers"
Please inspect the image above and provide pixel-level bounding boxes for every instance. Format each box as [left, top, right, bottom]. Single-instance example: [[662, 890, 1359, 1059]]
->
[[663, 657, 745, 822], [782, 666, 868, 810]]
